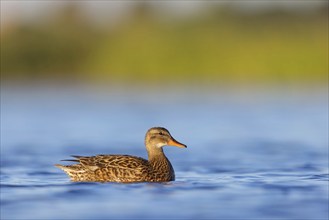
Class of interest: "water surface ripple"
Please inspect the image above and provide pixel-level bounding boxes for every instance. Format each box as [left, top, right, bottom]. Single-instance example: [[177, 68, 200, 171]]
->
[[1, 86, 328, 219]]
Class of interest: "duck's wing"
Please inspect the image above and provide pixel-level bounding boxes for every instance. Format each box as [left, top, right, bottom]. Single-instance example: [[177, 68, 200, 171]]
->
[[71, 154, 150, 172], [57, 155, 153, 182]]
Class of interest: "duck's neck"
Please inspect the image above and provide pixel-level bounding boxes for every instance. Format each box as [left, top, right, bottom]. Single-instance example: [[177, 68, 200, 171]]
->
[[147, 147, 175, 181], [147, 147, 167, 164]]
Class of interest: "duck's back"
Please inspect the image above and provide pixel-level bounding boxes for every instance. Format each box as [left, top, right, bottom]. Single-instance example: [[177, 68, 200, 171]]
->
[[55, 155, 153, 182]]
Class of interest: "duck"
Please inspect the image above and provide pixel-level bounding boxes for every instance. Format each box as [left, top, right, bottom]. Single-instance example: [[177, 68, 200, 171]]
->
[[55, 127, 187, 183]]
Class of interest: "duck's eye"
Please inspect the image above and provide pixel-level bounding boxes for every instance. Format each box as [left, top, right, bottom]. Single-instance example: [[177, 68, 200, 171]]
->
[[159, 132, 164, 135]]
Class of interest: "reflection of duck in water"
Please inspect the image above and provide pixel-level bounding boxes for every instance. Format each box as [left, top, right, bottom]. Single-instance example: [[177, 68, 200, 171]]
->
[[55, 127, 187, 183]]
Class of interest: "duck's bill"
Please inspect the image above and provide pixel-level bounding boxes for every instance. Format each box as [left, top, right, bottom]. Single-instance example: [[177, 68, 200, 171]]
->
[[168, 138, 187, 148]]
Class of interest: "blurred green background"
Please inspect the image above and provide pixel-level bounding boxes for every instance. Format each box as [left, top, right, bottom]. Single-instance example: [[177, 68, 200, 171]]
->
[[1, 1, 328, 86]]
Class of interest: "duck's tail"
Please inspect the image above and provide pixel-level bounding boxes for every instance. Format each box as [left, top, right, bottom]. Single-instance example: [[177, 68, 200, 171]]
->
[[55, 163, 90, 182], [55, 163, 86, 172]]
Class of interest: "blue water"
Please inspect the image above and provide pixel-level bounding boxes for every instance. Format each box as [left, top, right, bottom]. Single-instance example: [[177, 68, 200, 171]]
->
[[1, 85, 328, 219]]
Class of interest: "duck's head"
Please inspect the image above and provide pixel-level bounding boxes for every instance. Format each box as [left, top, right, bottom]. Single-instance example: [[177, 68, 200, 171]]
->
[[145, 127, 187, 149]]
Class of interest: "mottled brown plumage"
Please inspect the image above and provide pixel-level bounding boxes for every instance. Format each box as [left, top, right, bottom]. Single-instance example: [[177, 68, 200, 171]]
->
[[55, 127, 187, 183]]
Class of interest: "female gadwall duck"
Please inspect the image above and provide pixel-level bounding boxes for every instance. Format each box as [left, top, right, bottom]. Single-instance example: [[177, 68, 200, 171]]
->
[[55, 127, 186, 183]]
